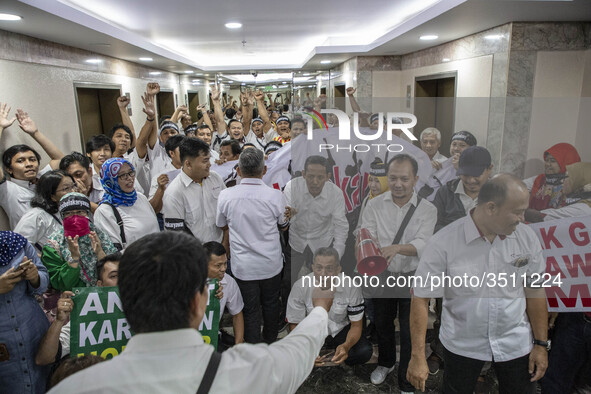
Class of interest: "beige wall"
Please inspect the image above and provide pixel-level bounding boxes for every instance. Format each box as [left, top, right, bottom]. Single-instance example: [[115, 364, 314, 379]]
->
[[525, 50, 589, 177], [399, 55, 493, 146], [0, 58, 185, 230]]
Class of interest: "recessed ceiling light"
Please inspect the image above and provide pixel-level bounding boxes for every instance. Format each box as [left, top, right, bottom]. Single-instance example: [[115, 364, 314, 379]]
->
[[205, 74, 210, 77], [85, 58, 102, 64], [420, 35, 438, 40], [484, 34, 503, 40], [303, 73, 310, 76], [184, 70, 193, 74], [320, 60, 332, 64], [149, 72, 161, 76], [0, 13, 22, 21], [195, 73, 203, 76], [139, 57, 153, 61], [225, 22, 242, 29], [442, 58, 450, 62]]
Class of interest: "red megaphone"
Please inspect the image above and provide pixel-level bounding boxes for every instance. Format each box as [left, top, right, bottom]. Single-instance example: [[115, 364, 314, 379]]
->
[[356, 228, 388, 275]]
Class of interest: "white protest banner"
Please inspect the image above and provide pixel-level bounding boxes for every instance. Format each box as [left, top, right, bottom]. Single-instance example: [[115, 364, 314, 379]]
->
[[529, 215, 591, 312]]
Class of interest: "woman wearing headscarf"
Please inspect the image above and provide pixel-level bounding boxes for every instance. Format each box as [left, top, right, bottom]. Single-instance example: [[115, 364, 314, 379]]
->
[[14, 170, 77, 251], [93, 158, 159, 250], [41, 192, 117, 291], [0, 231, 50, 393], [529, 143, 580, 210], [539, 162, 591, 221]]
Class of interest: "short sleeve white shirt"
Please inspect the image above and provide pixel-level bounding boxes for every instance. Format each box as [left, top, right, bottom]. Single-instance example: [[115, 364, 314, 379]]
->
[[162, 170, 225, 243], [147, 143, 175, 181], [455, 181, 478, 213], [0, 164, 51, 229], [287, 273, 364, 337], [219, 274, 243, 318], [94, 193, 159, 247], [14, 208, 62, 248], [216, 178, 288, 281], [359, 192, 437, 273], [413, 214, 546, 362]]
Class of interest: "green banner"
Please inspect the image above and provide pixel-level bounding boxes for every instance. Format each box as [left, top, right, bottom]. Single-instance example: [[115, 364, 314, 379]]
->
[[70, 286, 132, 359], [198, 279, 220, 350]]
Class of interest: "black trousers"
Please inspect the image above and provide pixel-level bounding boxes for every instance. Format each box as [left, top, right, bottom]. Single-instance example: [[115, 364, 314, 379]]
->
[[442, 347, 536, 394], [324, 323, 373, 366], [235, 272, 282, 344], [373, 297, 414, 392]]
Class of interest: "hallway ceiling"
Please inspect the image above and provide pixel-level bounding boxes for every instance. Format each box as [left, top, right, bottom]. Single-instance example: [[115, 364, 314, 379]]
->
[[0, 0, 589, 73]]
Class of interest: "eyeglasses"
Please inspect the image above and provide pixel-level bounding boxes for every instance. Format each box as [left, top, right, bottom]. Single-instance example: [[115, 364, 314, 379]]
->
[[56, 183, 78, 193], [118, 171, 136, 181]]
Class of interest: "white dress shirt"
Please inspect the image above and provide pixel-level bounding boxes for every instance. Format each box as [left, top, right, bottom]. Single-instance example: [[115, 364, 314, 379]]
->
[[94, 193, 159, 248], [245, 129, 278, 151], [287, 273, 364, 337], [455, 181, 478, 213], [432, 151, 448, 163], [413, 214, 545, 362], [216, 178, 288, 281], [360, 192, 437, 273], [284, 177, 348, 259], [219, 274, 243, 318], [49, 307, 329, 394], [0, 164, 51, 229], [162, 170, 225, 243], [148, 168, 181, 200], [14, 207, 61, 248], [147, 143, 174, 182]]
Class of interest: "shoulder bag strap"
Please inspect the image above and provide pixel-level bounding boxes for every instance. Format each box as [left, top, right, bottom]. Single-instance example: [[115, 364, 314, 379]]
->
[[196, 351, 222, 394], [392, 196, 422, 245], [105, 203, 126, 249]]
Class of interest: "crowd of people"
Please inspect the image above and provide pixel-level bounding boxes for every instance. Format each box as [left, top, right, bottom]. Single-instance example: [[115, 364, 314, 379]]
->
[[0, 82, 589, 394]]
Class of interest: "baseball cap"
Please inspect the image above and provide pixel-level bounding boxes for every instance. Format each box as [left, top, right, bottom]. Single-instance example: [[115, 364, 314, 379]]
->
[[457, 146, 491, 176]]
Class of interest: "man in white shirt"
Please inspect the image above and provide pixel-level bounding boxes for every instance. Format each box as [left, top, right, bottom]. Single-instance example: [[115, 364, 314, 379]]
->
[[194, 124, 220, 165], [408, 174, 549, 393], [49, 231, 335, 394], [284, 155, 349, 281], [287, 247, 372, 366], [0, 107, 64, 228], [148, 135, 185, 216], [203, 241, 244, 349], [428, 146, 493, 374], [359, 154, 437, 389], [162, 138, 226, 246], [147, 120, 179, 179], [420, 127, 447, 172], [216, 148, 289, 344]]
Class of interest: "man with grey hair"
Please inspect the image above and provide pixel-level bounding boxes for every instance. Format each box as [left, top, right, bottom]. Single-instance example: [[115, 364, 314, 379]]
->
[[216, 148, 290, 343], [420, 127, 447, 171]]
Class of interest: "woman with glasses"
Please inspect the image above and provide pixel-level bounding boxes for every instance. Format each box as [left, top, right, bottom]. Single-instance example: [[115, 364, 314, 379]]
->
[[41, 192, 117, 291], [94, 158, 159, 250], [14, 170, 77, 252]]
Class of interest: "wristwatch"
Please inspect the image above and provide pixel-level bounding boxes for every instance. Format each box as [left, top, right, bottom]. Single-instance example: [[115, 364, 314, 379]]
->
[[533, 339, 551, 351]]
